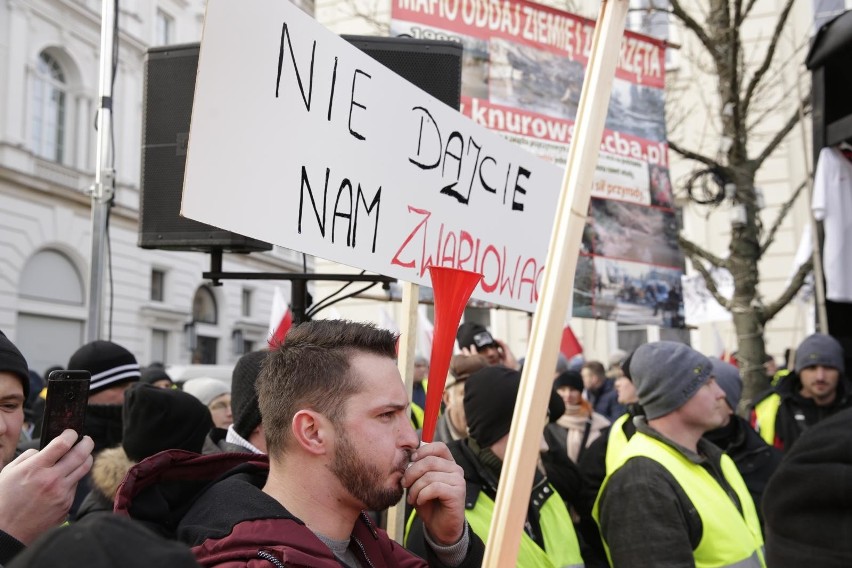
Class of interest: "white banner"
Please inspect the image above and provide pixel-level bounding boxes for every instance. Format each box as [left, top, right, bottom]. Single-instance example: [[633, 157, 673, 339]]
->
[[682, 268, 733, 325], [181, 0, 565, 312]]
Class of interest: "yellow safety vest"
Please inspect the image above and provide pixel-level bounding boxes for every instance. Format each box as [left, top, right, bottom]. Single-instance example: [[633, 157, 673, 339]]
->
[[410, 403, 424, 430], [752, 393, 781, 446], [770, 369, 789, 387], [594, 432, 765, 568], [406, 484, 584, 568], [604, 413, 631, 475], [410, 380, 429, 429]]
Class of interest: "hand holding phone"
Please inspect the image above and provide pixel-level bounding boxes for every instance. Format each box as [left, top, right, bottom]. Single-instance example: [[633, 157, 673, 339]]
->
[[0, 430, 94, 544], [39, 370, 90, 450]]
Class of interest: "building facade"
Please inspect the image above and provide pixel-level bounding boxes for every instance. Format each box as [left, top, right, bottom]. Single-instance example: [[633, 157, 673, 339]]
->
[[0, 0, 314, 372]]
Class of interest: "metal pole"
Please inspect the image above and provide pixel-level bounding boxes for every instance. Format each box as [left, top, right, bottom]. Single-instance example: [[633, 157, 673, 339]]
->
[[86, 0, 116, 342]]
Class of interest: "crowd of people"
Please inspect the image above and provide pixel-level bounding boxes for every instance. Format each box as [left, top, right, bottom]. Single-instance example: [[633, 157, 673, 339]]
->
[[0, 320, 850, 567]]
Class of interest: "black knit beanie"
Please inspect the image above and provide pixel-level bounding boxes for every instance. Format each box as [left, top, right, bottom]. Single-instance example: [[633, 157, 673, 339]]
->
[[7, 513, 200, 568], [121, 383, 212, 462], [68, 340, 140, 395], [465, 365, 562, 448], [465, 366, 519, 447], [140, 366, 173, 386], [231, 350, 267, 440], [553, 370, 584, 392], [0, 330, 30, 400]]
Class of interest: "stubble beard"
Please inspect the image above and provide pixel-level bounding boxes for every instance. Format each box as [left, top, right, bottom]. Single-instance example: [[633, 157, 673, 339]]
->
[[330, 431, 411, 511]]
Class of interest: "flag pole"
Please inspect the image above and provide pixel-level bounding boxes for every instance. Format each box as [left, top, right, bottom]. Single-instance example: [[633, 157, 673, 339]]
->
[[86, 0, 117, 341], [387, 281, 419, 542], [482, 1, 629, 565]]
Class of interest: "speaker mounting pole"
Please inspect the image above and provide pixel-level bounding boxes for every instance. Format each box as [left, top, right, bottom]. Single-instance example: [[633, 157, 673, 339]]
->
[[86, 0, 117, 342], [202, 264, 396, 324]]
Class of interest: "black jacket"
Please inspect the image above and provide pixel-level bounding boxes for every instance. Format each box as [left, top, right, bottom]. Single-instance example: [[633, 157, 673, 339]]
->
[[750, 371, 852, 450], [576, 408, 640, 568], [763, 407, 852, 567], [586, 379, 625, 423], [703, 415, 782, 528]]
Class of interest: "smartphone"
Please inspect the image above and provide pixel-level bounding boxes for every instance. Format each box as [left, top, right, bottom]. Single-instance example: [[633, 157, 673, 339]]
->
[[39, 370, 90, 450]]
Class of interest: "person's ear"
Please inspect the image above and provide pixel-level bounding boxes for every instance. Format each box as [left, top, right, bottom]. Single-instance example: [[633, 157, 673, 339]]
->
[[292, 409, 331, 455]]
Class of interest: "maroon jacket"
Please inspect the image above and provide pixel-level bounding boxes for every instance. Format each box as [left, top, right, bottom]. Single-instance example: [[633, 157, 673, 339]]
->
[[115, 450, 483, 568]]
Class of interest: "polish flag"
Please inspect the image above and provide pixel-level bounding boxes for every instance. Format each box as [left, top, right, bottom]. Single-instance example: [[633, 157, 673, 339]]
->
[[268, 286, 292, 349], [560, 325, 583, 359]]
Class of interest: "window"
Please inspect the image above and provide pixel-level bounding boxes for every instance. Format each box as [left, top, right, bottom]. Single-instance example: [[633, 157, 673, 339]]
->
[[660, 327, 691, 345], [151, 269, 165, 302], [617, 324, 648, 354], [192, 286, 218, 324], [627, 0, 669, 40], [194, 336, 218, 364], [151, 329, 168, 364], [19, 249, 84, 305], [16, 249, 85, 374], [155, 9, 174, 46], [32, 52, 67, 163], [241, 288, 252, 317]]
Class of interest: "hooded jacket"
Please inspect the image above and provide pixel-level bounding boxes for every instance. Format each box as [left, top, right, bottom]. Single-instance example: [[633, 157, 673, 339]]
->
[[75, 446, 135, 519], [749, 371, 852, 450], [114, 450, 484, 567]]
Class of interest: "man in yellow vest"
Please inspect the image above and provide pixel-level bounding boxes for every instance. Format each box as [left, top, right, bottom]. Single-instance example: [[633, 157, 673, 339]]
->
[[406, 365, 585, 568], [594, 341, 765, 568], [749, 333, 851, 450]]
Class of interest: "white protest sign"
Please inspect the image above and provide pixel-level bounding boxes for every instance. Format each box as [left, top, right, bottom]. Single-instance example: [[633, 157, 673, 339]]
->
[[181, 0, 565, 312]]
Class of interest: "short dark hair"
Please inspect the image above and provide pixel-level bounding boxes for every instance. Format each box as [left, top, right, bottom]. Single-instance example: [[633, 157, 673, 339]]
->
[[581, 361, 606, 378], [258, 319, 398, 457]]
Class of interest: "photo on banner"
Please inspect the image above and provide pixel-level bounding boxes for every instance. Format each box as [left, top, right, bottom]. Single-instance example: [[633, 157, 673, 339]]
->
[[391, 0, 685, 327]]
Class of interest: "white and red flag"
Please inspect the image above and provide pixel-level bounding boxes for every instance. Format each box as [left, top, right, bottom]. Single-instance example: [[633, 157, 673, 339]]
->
[[268, 286, 293, 349], [560, 325, 583, 360]]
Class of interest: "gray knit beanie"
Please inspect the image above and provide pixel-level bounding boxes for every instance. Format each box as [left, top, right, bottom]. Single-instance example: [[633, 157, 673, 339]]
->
[[710, 358, 741, 412], [630, 341, 713, 420], [795, 333, 845, 374]]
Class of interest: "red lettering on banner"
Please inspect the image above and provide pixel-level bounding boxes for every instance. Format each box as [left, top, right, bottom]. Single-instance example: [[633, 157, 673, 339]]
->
[[390, 205, 544, 303], [393, 0, 665, 88]]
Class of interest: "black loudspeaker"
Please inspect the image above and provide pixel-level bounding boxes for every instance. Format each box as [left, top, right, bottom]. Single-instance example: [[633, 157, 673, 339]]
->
[[139, 37, 462, 252], [139, 44, 273, 252], [342, 35, 463, 111]]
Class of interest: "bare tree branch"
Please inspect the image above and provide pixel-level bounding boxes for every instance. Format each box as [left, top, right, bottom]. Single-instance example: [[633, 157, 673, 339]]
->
[[669, 0, 716, 54], [742, 0, 760, 21], [742, 0, 796, 115], [679, 233, 729, 269], [751, 99, 808, 168], [759, 180, 807, 256], [760, 258, 813, 322], [683, 252, 733, 310], [668, 140, 723, 170]]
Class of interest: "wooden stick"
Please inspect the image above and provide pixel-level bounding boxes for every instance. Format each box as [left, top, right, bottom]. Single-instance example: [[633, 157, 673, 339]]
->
[[482, 1, 629, 565], [387, 281, 419, 543]]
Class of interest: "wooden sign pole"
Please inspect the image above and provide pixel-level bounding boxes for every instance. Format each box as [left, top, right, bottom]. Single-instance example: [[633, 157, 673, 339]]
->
[[387, 281, 419, 542], [482, 0, 630, 565]]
